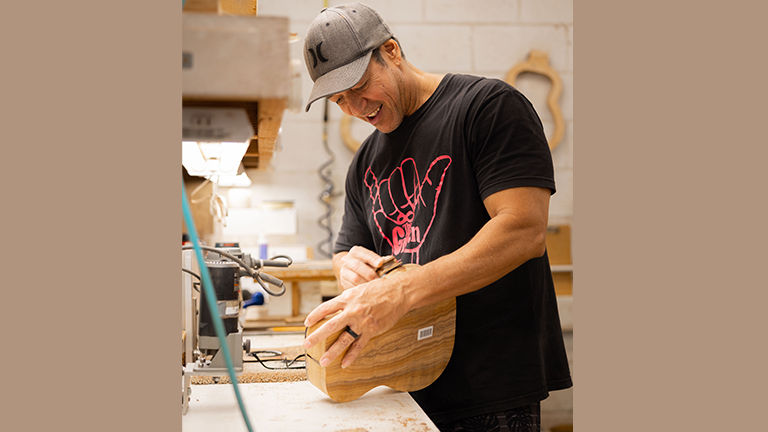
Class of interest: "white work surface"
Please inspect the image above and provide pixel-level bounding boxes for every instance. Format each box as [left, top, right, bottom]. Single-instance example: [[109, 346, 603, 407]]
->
[[183, 380, 438, 432]]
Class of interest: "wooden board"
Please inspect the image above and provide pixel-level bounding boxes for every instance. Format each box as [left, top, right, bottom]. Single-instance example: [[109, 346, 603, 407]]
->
[[261, 260, 336, 281], [242, 315, 306, 329], [183, 0, 219, 12], [183, 0, 259, 16], [183, 174, 215, 241], [219, 0, 258, 15], [546, 224, 572, 265], [253, 98, 286, 167], [553, 272, 573, 296], [305, 294, 456, 402]]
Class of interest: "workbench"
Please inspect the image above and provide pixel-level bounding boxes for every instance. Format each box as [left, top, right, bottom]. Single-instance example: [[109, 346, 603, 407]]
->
[[184, 332, 438, 431], [182, 381, 438, 431]]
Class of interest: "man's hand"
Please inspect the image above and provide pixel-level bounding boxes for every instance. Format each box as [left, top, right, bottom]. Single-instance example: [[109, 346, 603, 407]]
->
[[333, 246, 387, 290], [303, 274, 410, 368]]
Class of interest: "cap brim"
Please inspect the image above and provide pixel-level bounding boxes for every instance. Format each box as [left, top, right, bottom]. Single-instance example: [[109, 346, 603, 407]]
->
[[304, 51, 373, 112]]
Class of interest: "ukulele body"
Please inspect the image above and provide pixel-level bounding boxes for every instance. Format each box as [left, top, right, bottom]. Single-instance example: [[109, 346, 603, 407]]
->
[[305, 263, 457, 402]]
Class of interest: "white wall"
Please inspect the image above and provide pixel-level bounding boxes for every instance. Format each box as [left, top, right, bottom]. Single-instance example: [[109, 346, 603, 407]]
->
[[242, 0, 573, 259]]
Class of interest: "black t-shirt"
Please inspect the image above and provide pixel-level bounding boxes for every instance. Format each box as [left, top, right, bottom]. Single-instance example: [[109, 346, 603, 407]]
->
[[334, 74, 572, 423]]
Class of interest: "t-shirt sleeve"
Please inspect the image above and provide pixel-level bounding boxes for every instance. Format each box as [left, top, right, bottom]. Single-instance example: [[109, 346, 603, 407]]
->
[[333, 160, 375, 254], [466, 83, 556, 200]]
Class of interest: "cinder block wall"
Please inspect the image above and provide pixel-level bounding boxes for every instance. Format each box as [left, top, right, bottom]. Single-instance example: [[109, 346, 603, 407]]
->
[[247, 1, 574, 429]]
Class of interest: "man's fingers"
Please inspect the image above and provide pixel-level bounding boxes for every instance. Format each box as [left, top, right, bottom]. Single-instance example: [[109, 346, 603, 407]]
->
[[341, 334, 369, 368], [348, 246, 386, 269], [340, 268, 372, 290], [303, 298, 342, 329], [320, 328, 359, 367], [304, 311, 349, 350], [343, 258, 378, 282]]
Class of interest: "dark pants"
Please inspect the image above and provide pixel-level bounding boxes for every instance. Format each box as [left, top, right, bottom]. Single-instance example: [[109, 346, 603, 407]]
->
[[433, 402, 541, 432]]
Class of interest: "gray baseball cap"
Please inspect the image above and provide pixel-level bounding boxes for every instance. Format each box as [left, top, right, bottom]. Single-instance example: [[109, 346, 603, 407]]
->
[[303, 3, 393, 112]]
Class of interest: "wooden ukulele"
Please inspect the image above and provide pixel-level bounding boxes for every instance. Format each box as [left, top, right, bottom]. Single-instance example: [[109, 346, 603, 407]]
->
[[305, 256, 456, 402]]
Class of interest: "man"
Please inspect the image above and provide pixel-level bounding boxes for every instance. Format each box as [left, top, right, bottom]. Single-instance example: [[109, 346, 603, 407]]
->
[[301, 3, 572, 431]]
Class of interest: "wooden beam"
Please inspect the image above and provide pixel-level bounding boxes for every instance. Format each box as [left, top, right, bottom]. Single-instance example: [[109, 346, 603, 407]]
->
[[183, 0, 258, 15], [254, 98, 287, 167], [220, 0, 258, 15], [183, 0, 218, 13]]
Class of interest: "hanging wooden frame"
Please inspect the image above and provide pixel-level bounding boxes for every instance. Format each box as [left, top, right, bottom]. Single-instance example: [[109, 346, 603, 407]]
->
[[340, 114, 361, 153], [505, 50, 564, 150]]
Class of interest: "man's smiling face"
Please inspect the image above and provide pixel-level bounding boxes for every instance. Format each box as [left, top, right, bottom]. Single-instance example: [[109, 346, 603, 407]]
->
[[328, 49, 406, 133]]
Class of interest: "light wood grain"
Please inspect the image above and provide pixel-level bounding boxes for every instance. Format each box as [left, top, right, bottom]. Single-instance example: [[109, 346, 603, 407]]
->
[[340, 114, 361, 153], [183, 0, 218, 12], [546, 225, 572, 265], [262, 260, 336, 281], [552, 272, 573, 296], [183, 0, 258, 15], [305, 262, 456, 402], [242, 98, 286, 168], [183, 175, 215, 241], [219, 0, 258, 15]]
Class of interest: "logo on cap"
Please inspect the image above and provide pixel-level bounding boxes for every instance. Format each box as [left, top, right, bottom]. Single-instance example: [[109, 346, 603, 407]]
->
[[307, 42, 329, 69]]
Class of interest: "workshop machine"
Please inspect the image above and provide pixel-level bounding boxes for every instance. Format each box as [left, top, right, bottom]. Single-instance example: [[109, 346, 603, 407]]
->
[[181, 242, 292, 414]]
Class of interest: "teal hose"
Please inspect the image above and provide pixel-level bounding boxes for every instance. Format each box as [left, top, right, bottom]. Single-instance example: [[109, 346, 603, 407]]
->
[[182, 182, 255, 432]]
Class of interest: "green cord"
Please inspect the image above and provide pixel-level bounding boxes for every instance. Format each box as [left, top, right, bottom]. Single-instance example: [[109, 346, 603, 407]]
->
[[182, 182, 255, 432]]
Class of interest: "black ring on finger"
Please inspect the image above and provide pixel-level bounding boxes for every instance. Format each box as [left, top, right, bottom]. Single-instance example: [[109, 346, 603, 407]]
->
[[344, 325, 360, 340]]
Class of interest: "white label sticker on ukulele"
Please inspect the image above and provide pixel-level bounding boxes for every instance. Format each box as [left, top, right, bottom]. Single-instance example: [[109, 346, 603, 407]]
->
[[417, 326, 434, 341]]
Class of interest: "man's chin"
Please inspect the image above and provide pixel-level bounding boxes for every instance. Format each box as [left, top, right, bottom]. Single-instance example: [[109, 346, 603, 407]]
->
[[373, 120, 402, 134]]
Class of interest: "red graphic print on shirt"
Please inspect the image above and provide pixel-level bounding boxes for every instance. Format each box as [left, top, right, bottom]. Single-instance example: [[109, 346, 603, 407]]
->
[[364, 156, 452, 263]]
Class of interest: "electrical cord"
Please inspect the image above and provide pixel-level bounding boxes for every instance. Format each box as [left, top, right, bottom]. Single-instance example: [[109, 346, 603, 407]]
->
[[260, 255, 293, 267], [181, 246, 290, 297], [252, 273, 286, 297], [182, 182, 254, 432], [250, 351, 306, 370], [181, 268, 201, 292], [182, 268, 201, 282], [316, 99, 338, 258]]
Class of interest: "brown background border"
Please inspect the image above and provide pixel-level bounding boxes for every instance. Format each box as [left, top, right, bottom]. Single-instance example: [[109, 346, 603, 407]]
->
[[4, 1, 767, 431]]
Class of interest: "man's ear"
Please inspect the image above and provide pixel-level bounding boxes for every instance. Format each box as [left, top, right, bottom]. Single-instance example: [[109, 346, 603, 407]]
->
[[381, 39, 401, 65]]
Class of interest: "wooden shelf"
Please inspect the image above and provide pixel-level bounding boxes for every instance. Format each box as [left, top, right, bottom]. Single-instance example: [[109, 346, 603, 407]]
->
[[182, 12, 289, 170], [551, 264, 574, 272]]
